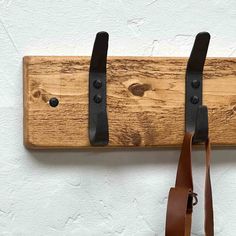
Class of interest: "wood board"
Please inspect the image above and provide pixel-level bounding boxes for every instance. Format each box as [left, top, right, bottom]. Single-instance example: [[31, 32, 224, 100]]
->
[[23, 56, 236, 148]]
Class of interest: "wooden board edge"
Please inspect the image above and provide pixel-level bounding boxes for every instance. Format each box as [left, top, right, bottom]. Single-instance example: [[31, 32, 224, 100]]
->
[[23, 56, 32, 149]]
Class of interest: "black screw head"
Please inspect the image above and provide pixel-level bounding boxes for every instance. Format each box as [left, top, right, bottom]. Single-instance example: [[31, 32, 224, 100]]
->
[[49, 97, 59, 107], [191, 96, 199, 105], [191, 80, 200, 89], [93, 79, 102, 89], [93, 94, 102, 103]]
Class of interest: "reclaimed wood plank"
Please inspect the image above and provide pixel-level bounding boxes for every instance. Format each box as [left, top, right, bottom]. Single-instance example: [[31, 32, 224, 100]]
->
[[23, 56, 236, 148]]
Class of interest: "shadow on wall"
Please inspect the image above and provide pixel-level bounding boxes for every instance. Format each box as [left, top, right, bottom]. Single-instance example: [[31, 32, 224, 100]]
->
[[25, 146, 236, 169]]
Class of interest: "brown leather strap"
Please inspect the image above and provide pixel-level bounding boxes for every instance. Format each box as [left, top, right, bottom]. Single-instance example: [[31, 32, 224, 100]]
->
[[165, 187, 192, 236], [204, 139, 214, 236], [165, 133, 214, 236]]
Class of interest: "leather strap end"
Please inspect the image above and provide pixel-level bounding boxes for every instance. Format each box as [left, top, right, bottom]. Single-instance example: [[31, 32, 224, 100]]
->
[[165, 187, 192, 236]]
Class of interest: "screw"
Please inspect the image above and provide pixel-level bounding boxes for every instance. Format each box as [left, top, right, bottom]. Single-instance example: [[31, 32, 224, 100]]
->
[[93, 94, 102, 103], [93, 79, 102, 89], [49, 97, 59, 107], [191, 96, 199, 104], [191, 80, 200, 89]]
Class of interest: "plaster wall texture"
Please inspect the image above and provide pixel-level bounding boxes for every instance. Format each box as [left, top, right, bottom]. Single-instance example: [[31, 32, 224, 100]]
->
[[0, 0, 236, 235]]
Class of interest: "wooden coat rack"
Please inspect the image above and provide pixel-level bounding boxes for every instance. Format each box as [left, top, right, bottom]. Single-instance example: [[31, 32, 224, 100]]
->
[[23, 32, 236, 149]]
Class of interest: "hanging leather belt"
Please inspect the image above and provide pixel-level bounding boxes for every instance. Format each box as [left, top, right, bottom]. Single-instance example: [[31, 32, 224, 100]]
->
[[165, 133, 214, 236]]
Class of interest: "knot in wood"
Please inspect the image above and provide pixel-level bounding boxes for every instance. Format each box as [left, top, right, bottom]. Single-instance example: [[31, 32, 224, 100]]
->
[[128, 83, 152, 97]]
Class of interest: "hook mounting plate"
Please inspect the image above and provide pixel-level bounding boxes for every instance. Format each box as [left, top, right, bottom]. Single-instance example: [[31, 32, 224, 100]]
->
[[89, 32, 109, 146], [185, 32, 210, 143]]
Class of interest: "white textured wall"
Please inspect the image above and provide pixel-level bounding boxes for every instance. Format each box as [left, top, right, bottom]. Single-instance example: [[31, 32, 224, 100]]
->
[[0, 0, 236, 235]]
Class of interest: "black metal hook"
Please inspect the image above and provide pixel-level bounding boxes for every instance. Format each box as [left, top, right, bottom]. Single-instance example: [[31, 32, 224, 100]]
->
[[185, 32, 210, 143], [89, 31, 109, 146]]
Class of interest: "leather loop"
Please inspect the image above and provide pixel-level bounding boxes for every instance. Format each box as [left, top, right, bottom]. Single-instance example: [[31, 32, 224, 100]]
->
[[165, 133, 214, 236], [165, 187, 192, 236]]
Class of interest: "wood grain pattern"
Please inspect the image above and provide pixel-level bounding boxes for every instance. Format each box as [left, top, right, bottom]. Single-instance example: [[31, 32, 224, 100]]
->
[[23, 56, 236, 148]]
